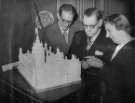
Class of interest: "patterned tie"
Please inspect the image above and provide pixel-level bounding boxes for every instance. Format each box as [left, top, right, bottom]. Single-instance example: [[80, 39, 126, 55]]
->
[[86, 38, 92, 51], [63, 31, 68, 44]]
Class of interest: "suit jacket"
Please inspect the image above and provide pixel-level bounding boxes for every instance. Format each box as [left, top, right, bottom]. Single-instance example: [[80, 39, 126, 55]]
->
[[68, 27, 115, 62], [39, 20, 82, 56], [101, 40, 135, 102], [67, 27, 116, 103], [68, 27, 115, 82]]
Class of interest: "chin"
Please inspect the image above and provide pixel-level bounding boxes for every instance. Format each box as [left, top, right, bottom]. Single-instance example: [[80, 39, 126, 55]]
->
[[113, 40, 119, 45], [86, 34, 91, 37], [85, 31, 91, 36], [87, 34, 94, 37]]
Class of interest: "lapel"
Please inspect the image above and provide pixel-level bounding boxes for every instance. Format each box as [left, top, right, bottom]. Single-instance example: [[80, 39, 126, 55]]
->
[[74, 30, 89, 57], [112, 40, 135, 63], [88, 29, 105, 56], [68, 28, 73, 45], [52, 23, 66, 45], [68, 24, 77, 47]]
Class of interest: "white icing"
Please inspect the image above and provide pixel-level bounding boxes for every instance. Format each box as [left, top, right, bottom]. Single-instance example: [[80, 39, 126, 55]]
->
[[18, 28, 81, 92]]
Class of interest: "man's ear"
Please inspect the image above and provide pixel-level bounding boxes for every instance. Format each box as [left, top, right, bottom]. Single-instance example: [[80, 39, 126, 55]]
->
[[98, 19, 103, 27]]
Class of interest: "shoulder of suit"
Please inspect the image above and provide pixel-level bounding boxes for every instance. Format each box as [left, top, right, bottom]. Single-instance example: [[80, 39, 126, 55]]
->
[[128, 39, 135, 48], [44, 21, 58, 30], [73, 30, 86, 42]]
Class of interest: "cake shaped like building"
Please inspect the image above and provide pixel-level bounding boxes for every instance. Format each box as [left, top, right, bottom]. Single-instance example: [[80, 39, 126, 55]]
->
[[18, 28, 81, 92]]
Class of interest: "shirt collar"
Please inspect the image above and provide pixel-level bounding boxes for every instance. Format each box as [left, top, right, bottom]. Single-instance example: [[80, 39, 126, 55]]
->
[[111, 38, 134, 61], [117, 37, 133, 50]]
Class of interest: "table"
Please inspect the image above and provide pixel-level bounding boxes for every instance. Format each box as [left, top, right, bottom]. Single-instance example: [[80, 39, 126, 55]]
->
[[0, 69, 81, 103]]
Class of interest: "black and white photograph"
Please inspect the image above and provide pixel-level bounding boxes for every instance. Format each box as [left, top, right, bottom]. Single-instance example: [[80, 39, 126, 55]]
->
[[0, 0, 135, 103]]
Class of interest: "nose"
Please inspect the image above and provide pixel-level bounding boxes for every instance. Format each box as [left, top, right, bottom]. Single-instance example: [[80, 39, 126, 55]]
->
[[85, 28, 92, 34], [87, 26, 93, 30], [85, 27, 93, 33]]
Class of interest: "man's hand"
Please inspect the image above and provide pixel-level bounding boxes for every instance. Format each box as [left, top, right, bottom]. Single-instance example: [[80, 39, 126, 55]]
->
[[81, 56, 104, 69], [81, 60, 89, 69]]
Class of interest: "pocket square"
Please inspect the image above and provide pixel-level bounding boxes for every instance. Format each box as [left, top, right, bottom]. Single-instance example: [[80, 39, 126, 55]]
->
[[95, 50, 104, 56]]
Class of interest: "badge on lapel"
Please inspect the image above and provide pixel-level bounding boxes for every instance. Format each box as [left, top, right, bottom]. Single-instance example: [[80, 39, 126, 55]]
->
[[95, 50, 104, 56]]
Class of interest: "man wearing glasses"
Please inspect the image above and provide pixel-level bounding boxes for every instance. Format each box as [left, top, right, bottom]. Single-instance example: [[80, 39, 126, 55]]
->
[[39, 4, 82, 56], [68, 8, 115, 103], [68, 8, 115, 65]]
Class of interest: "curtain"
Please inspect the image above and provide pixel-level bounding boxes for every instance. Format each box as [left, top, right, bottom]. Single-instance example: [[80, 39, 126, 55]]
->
[[57, 0, 95, 21]]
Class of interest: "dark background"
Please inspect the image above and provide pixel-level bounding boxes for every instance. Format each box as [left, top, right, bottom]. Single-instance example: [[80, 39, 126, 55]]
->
[[0, 0, 134, 68], [0, 0, 134, 103]]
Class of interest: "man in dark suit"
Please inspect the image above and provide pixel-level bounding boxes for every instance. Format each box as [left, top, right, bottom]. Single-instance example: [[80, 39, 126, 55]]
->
[[68, 8, 115, 103], [68, 8, 114, 64], [68, 8, 115, 81], [38, 4, 82, 56], [99, 14, 135, 103]]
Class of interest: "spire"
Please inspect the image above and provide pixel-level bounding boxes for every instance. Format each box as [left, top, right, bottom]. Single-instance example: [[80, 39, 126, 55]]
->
[[35, 27, 41, 44], [32, 27, 45, 65]]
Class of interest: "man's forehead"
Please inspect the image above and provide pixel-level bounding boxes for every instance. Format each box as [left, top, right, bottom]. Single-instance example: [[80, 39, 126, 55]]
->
[[61, 10, 73, 16], [83, 15, 97, 25], [105, 23, 115, 30]]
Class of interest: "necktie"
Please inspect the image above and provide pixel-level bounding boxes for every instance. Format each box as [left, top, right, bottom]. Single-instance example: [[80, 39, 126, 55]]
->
[[63, 31, 68, 44], [86, 38, 92, 51]]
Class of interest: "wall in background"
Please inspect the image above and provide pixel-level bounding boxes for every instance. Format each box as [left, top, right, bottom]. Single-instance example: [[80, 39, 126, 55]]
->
[[57, 0, 94, 20], [56, 0, 128, 20], [0, 0, 34, 66], [103, 0, 128, 15], [0, 0, 133, 67]]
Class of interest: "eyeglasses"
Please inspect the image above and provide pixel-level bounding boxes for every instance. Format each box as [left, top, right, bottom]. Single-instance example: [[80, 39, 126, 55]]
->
[[83, 22, 98, 29], [61, 18, 72, 24]]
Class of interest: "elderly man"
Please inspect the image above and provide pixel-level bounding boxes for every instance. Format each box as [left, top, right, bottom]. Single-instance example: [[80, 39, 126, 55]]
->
[[38, 4, 82, 56]]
